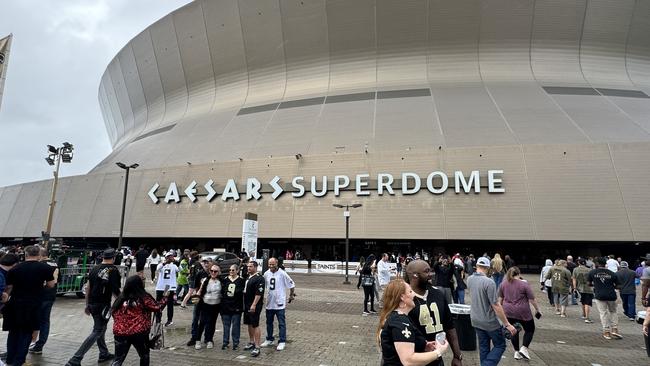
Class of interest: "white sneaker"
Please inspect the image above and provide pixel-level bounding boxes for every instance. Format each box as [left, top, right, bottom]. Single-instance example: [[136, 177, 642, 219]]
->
[[514, 351, 523, 360], [519, 346, 530, 360], [276, 342, 286, 351], [195, 342, 202, 350], [260, 340, 274, 348], [206, 341, 214, 349]]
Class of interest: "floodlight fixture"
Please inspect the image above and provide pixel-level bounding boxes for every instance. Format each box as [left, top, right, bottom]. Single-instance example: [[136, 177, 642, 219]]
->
[[351, 203, 363, 208], [332, 204, 344, 208], [45, 157, 55, 166], [116, 162, 127, 169], [47, 145, 57, 154]]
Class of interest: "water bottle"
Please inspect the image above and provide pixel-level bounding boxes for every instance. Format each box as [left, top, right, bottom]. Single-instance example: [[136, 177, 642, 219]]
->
[[435, 331, 447, 345]]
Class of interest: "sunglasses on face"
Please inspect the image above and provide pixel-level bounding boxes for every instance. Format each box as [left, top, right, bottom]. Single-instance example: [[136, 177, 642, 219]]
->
[[210, 270, 220, 273], [229, 269, 236, 271]]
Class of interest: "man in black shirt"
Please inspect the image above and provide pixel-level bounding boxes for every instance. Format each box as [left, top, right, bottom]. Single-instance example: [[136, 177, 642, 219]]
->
[[433, 256, 454, 305], [588, 257, 620, 340], [66, 249, 121, 366], [29, 248, 59, 355], [617, 261, 637, 321], [406, 260, 463, 366], [2, 245, 56, 366], [183, 258, 210, 347], [243, 261, 265, 357], [134, 246, 149, 278]]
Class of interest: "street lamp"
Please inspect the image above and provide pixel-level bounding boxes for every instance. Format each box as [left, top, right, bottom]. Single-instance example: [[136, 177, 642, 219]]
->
[[42, 142, 74, 250], [116, 162, 139, 250], [332, 203, 363, 284]]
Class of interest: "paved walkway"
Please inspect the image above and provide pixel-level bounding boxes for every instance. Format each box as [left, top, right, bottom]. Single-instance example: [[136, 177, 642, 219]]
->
[[1, 274, 647, 365]]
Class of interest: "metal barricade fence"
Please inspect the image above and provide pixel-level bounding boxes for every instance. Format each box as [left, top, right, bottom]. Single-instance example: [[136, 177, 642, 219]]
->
[[56, 264, 131, 297]]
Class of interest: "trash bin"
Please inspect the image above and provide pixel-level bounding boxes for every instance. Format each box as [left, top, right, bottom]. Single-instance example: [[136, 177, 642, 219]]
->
[[449, 304, 476, 351], [637, 311, 649, 357]]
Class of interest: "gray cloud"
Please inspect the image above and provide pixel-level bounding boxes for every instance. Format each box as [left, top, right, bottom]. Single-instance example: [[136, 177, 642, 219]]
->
[[0, 0, 191, 187]]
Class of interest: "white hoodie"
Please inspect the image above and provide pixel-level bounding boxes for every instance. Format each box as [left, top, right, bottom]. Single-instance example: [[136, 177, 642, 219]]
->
[[540, 259, 553, 287]]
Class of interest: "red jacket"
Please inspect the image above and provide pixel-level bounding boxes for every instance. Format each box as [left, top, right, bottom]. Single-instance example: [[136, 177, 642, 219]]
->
[[112, 295, 165, 336]]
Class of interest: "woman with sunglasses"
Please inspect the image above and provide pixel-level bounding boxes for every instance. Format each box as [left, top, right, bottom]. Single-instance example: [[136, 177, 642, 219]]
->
[[220, 264, 245, 350], [378, 279, 448, 365], [195, 265, 222, 349]]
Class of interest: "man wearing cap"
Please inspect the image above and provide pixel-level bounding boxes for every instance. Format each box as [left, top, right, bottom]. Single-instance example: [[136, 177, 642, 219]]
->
[[467, 256, 516, 366], [154, 251, 180, 326], [66, 248, 121, 366], [617, 261, 637, 321]]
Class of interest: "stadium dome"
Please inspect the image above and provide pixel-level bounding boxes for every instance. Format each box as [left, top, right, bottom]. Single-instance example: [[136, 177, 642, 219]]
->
[[1, 0, 649, 258]]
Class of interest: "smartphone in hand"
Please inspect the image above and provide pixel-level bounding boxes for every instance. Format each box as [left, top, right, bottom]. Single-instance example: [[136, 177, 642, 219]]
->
[[535, 311, 542, 319]]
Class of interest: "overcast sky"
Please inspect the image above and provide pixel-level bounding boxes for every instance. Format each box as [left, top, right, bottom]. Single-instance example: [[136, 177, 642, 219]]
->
[[0, 0, 191, 188]]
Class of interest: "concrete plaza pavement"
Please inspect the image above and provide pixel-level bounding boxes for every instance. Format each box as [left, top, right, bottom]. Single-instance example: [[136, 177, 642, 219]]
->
[[1, 273, 647, 366]]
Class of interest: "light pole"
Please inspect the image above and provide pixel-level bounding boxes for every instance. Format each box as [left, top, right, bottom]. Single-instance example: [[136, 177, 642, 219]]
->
[[43, 142, 74, 250], [332, 203, 362, 284], [116, 162, 139, 250]]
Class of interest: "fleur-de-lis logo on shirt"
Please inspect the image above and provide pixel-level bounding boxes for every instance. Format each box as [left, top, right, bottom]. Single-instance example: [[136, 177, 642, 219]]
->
[[402, 327, 411, 339]]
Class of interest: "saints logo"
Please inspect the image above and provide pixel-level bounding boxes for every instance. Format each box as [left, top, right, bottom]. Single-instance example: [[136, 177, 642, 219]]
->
[[402, 327, 411, 339]]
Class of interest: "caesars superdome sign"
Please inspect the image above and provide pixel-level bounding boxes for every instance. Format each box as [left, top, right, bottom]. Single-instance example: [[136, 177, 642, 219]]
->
[[148, 170, 505, 204]]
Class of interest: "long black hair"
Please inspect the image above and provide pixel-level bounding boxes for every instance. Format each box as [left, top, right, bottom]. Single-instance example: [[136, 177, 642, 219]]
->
[[111, 275, 151, 313]]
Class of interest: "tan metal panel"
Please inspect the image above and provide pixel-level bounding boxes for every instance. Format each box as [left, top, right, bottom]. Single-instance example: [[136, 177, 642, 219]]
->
[[23, 180, 53, 237], [85, 173, 132, 237], [431, 84, 517, 147], [98, 84, 118, 147], [374, 96, 444, 151], [326, 0, 376, 93], [292, 191, 363, 238], [0, 185, 20, 236], [443, 146, 534, 240], [107, 59, 135, 141], [524, 144, 632, 241], [173, 2, 215, 118], [172, 162, 239, 238], [531, 0, 589, 86], [251, 104, 322, 158], [479, 0, 535, 82], [220, 111, 276, 161], [376, 0, 427, 88], [609, 142, 650, 240], [365, 193, 444, 239], [227, 194, 294, 238], [101, 72, 126, 146], [580, 0, 636, 89], [201, 0, 248, 111], [131, 29, 165, 133], [117, 45, 147, 139], [238, 0, 286, 106], [428, 0, 481, 83], [308, 100, 375, 155], [603, 97, 650, 133], [485, 83, 590, 144], [115, 170, 161, 237], [551, 95, 650, 142], [1, 182, 42, 237], [280, 0, 329, 99], [150, 14, 188, 125], [181, 110, 240, 164], [626, 0, 650, 95], [53, 174, 104, 237]]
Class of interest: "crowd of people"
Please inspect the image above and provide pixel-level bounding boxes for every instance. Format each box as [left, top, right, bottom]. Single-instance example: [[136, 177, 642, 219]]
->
[[0, 245, 297, 366], [376, 252, 650, 366]]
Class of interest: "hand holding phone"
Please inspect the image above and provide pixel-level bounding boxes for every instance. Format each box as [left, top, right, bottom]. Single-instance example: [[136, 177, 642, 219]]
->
[[535, 311, 542, 319]]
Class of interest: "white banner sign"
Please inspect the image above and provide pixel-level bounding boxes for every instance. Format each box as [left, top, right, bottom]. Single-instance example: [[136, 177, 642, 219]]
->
[[242, 219, 258, 259]]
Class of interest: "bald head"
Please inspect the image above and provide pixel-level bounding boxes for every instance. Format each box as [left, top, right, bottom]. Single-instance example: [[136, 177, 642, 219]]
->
[[268, 257, 278, 272], [405, 260, 431, 291]]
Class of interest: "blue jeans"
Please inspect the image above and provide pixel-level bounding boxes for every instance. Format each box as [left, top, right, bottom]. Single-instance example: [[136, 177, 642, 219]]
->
[[454, 288, 465, 304], [191, 303, 200, 340], [492, 273, 503, 290], [6, 329, 33, 366], [222, 313, 242, 346], [33, 299, 55, 349], [265, 309, 287, 343], [476, 328, 506, 366], [620, 293, 636, 319], [68, 304, 111, 365]]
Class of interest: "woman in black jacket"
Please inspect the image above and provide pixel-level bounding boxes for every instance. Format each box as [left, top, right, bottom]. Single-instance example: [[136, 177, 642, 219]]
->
[[357, 254, 376, 315]]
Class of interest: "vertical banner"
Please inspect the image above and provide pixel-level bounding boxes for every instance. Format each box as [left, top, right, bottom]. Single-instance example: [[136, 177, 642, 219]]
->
[[0, 34, 12, 112], [242, 212, 258, 260]]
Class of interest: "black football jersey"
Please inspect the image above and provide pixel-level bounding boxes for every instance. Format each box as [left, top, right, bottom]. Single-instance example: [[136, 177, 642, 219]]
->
[[407, 286, 454, 366], [381, 312, 427, 366]]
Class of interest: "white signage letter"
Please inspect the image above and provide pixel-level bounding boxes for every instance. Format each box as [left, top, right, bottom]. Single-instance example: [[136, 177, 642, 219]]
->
[[164, 182, 180, 203], [401, 173, 421, 195], [246, 178, 262, 200], [184, 181, 197, 202], [310, 176, 328, 197], [222, 179, 240, 201], [269, 176, 284, 199], [377, 173, 394, 196], [204, 179, 217, 202], [455, 170, 480, 193], [291, 176, 306, 197], [356, 174, 370, 196], [334, 175, 350, 196], [426, 171, 448, 194], [488, 170, 505, 193], [148, 183, 160, 204]]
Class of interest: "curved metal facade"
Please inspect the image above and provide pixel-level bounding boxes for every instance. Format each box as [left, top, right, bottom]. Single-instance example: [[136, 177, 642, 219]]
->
[[1, 0, 650, 242]]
